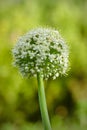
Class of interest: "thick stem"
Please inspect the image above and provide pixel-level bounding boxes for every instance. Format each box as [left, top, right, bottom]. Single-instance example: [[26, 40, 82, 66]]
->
[[37, 73, 52, 130]]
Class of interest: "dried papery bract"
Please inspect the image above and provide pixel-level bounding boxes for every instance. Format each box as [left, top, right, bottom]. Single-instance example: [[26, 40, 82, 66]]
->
[[12, 28, 69, 130]]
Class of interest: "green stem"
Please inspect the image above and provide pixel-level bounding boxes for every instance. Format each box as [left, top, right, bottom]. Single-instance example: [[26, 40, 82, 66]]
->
[[37, 73, 52, 130]]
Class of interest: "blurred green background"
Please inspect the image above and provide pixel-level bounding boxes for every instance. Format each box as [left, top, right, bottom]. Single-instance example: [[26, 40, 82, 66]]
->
[[0, 0, 87, 130]]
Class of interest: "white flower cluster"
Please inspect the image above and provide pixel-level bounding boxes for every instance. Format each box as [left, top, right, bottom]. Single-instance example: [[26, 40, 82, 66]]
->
[[12, 28, 69, 80]]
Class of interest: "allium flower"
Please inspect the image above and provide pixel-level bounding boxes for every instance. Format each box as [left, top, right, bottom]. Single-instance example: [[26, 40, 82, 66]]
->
[[12, 27, 69, 130], [12, 28, 69, 79]]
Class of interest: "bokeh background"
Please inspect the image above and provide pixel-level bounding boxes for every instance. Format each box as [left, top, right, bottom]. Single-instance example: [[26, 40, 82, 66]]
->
[[0, 0, 87, 130]]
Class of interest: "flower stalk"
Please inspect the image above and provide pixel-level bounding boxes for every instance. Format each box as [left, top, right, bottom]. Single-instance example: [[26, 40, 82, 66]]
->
[[37, 72, 52, 130]]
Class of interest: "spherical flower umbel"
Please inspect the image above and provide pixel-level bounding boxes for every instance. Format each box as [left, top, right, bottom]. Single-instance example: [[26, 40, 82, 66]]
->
[[12, 28, 69, 80]]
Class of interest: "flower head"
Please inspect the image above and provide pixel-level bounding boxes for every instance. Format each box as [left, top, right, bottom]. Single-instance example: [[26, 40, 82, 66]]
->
[[12, 28, 69, 79]]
